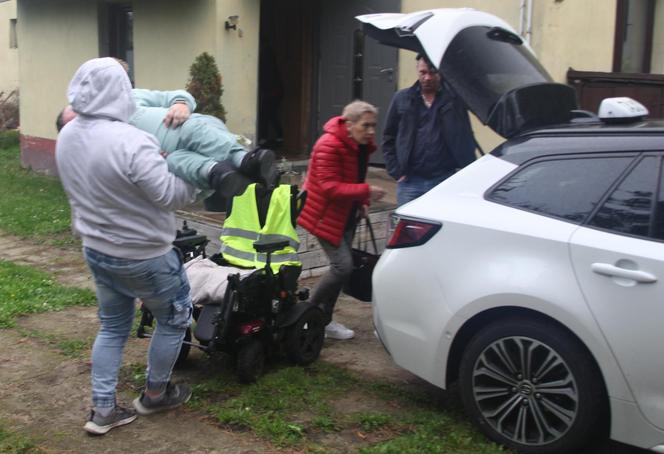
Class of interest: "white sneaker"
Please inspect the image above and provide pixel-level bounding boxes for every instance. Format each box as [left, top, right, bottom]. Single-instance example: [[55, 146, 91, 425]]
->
[[325, 320, 355, 340]]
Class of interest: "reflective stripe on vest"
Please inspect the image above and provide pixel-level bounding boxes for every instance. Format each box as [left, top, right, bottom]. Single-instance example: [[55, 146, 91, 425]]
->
[[220, 184, 301, 272]]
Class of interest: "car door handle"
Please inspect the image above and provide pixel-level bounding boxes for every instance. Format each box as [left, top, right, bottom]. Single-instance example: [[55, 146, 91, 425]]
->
[[591, 263, 658, 283]]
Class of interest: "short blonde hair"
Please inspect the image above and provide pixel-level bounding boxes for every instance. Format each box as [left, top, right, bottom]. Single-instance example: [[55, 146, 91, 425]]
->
[[342, 100, 378, 123]]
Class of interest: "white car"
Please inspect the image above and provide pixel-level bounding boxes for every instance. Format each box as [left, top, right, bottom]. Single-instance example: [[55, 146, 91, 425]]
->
[[358, 9, 664, 454]]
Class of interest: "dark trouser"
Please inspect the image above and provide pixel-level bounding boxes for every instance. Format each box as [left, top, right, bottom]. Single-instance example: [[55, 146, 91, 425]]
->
[[310, 228, 354, 325], [396, 171, 455, 206]]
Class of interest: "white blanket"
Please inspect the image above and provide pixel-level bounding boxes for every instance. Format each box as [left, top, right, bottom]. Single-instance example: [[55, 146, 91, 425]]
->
[[183, 256, 253, 305]]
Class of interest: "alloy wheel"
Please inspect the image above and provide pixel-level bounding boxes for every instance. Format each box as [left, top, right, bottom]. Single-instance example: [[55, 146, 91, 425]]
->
[[471, 336, 579, 446]]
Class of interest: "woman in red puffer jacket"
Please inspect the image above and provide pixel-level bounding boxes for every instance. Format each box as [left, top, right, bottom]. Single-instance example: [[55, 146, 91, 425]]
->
[[298, 100, 386, 340]]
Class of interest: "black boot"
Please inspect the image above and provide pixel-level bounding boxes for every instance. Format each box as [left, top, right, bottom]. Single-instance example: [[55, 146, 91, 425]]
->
[[239, 148, 279, 189], [208, 162, 251, 198]]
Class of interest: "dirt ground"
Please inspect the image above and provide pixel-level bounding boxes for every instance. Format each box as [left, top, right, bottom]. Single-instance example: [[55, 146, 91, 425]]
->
[[0, 233, 428, 453], [0, 234, 647, 454]]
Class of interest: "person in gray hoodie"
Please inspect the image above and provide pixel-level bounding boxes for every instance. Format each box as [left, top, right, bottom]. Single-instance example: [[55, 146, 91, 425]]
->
[[56, 57, 198, 435]]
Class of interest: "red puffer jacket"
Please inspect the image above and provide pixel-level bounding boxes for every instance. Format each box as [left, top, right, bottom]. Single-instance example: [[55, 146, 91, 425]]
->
[[298, 116, 375, 246]]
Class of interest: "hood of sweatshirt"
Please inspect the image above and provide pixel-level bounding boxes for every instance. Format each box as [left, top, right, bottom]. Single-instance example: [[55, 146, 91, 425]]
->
[[67, 57, 136, 122]]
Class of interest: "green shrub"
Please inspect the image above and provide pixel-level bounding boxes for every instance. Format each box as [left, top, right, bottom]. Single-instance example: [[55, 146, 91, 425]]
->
[[0, 90, 19, 132], [0, 129, 19, 149], [185, 52, 227, 122]]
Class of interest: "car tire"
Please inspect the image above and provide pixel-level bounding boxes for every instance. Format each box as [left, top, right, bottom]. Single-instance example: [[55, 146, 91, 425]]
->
[[458, 316, 606, 454]]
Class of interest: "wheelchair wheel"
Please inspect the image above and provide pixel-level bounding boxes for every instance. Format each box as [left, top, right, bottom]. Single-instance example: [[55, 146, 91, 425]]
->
[[237, 337, 265, 383], [285, 307, 325, 365], [173, 328, 192, 368]]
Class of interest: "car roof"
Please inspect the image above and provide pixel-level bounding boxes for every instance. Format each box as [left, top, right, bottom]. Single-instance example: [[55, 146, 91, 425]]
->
[[494, 119, 664, 165]]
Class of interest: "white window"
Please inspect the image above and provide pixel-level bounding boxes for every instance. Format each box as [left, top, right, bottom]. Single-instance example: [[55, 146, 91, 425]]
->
[[9, 18, 17, 49]]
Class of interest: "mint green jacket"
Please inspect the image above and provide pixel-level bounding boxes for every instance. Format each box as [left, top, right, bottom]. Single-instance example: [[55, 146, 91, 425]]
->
[[130, 88, 195, 154], [130, 89, 246, 189]]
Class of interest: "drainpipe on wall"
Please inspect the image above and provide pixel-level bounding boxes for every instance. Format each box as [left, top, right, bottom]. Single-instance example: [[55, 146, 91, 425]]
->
[[519, 0, 526, 38], [526, 0, 533, 44]]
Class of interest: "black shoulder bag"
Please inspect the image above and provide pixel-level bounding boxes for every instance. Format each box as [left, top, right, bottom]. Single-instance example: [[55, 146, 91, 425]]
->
[[343, 216, 380, 302]]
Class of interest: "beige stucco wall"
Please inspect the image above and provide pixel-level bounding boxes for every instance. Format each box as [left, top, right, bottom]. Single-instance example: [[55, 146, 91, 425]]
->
[[530, 0, 615, 81], [133, 1, 216, 93], [400, 0, 616, 152], [17, 0, 98, 140], [133, 0, 259, 141], [216, 0, 260, 142], [0, 0, 18, 95]]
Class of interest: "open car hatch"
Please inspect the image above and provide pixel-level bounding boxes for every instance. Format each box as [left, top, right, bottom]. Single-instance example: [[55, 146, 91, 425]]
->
[[356, 9, 578, 138]]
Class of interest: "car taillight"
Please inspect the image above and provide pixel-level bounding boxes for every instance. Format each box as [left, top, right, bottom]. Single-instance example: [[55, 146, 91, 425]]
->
[[386, 217, 441, 249]]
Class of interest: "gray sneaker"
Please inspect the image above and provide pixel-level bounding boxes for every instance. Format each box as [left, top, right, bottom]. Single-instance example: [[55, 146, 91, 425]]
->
[[133, 383, 192, 416], [83, 405, 137, 435]]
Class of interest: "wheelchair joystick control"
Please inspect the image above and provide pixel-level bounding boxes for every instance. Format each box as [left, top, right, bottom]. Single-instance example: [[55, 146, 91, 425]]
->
[[178, 220, 197, 238]]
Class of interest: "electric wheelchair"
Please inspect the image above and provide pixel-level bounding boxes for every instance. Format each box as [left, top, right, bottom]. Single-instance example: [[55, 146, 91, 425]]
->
[[137, 184, 325, 383]]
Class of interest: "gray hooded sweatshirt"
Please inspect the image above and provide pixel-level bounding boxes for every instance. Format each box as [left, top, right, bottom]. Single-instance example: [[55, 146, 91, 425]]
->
[[56, 57, 197, 260]]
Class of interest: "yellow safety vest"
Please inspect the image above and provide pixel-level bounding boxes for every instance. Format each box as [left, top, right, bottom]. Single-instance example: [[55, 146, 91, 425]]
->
[[220, 184, 301, 273]]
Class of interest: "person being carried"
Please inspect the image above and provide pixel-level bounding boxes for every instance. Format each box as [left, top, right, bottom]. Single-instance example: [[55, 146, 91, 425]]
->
[[382, 53, 477, 206], [298, 100, 386, 340], [57, 87, 277, 198], [56, 57, 198, 435]]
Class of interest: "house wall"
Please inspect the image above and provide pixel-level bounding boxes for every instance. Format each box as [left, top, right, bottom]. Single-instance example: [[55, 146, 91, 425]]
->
[[0, 0, 18, 95], [17, 0, 98, 173], [215, 0, 260, 142], [134, 0, 260, 141], [136, 0, 261, 141], [399, 0, 617, 152], [17, 0, 261, 173], [133, 1, 216, 95]]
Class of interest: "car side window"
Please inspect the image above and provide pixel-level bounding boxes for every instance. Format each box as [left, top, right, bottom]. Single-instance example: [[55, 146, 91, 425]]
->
[[589, 156, 660, 239], [488, 156, 633, 223]]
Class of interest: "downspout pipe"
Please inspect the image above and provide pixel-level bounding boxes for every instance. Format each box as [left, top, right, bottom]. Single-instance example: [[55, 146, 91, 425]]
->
[[526, 0, 533, 44], [519, 0, 526, 38]]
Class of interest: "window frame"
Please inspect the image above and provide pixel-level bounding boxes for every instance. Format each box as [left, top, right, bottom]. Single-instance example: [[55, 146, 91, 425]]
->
[[9, 18, 17, 49], [612, 0, 655, 73]]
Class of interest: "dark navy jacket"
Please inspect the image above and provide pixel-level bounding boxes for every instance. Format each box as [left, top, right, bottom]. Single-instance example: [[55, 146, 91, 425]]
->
[[382, 81, 477, 180]]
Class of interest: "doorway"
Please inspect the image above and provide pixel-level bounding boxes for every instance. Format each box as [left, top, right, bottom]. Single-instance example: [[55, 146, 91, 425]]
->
[[317, 0, 400, 164], [257, 0, 400, 162], [258, 0, 315, 160], [99, 3, 134, 82]]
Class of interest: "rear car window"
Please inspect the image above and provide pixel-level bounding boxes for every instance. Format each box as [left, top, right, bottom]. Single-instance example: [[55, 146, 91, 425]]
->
[[488, 156, 634, 223], [590, 155, 663, 240]]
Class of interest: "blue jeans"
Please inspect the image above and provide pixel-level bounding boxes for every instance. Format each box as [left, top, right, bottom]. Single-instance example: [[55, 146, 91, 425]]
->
[[84, 247, 192, 409], [396, 172, 455, 206]]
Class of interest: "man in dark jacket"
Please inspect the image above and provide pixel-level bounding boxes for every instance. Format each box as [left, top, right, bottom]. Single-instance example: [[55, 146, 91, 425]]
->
[[382, 54, 477, 206]]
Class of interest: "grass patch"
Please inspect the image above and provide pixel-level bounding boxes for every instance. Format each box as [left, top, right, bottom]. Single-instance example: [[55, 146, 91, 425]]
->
[[0, 143, 76, 246], [184, 360, 510, 453], [0, 260, 95, 328], [15, 328, 91, 359], [0, 130, 19, 150], [350, 412, 394, 433], [0, 423, 42, 454]]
